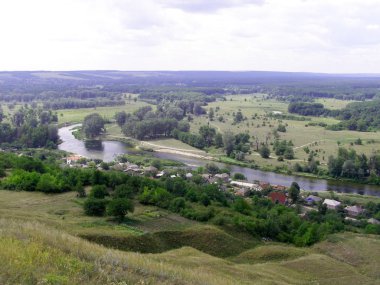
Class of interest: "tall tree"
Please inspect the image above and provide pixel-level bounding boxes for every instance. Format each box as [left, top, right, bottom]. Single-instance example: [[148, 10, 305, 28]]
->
[[83, 113, 105, 138]]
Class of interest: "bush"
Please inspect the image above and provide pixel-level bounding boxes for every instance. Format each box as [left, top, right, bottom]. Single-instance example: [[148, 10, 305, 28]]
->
[[169, 197, 186, 213], [233, 172, 246, 180], [113, 184, 134, 199], [84, 198, 107, 216], [90, 185, 108, 199], [107, 198, 134, 222]]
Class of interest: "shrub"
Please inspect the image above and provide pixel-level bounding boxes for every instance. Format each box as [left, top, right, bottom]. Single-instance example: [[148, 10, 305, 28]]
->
[[84, 198, 107, 216], [233, 173, 246, 180], [90, 185, 108, 199]]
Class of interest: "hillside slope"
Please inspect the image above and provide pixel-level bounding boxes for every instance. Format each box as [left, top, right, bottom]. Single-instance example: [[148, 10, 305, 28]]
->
[[1, 218, 379, 285]]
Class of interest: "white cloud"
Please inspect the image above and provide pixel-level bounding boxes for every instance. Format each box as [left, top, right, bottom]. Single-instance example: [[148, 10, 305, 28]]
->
[[0, 0, 379, 72]]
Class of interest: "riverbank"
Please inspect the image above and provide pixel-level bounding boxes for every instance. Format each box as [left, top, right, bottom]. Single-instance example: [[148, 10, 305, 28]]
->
[[58, 125, 380, 196]]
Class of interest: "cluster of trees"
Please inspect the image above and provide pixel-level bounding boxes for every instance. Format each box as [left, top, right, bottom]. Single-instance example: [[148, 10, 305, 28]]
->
[[327, 148, 380, 181], [222, 131, 251, 160], [82, 113, 105, 138], [0, 106, 58, 147], [330, 100, 380, 131], [289, 100, 380, 132], [288, 102, 328, 116], [273, 140, 295, 159], [115, 106, 187, 140]]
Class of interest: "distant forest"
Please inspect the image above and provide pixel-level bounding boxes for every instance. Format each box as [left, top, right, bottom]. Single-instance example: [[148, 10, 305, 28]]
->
[[1, 71, 380, 131]]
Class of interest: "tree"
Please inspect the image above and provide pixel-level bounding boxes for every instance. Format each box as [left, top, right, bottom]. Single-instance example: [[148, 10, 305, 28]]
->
[[107, 198, 134, 222], [259, 145, 270, 158], [74, 182, 86, 198], [214, 133, 224, 148], [208, 108, 214, 121], [234, 111, 244, 123], [199, 125, 216, 147], [83, 113, 104, 138], [288, 182, 300, 202], [115, 111, 127, 127], [277, 124, 286, 132], [223, 131, 235, 156]]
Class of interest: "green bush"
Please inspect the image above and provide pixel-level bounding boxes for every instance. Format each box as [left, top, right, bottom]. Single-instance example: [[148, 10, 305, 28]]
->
[[107, 198, 134, 222], [90, 185, 108, 199], [83, 198, 107, 216]]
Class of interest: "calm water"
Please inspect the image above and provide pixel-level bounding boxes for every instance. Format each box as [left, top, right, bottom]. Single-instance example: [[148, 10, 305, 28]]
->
[[58, 125, 380, 197]]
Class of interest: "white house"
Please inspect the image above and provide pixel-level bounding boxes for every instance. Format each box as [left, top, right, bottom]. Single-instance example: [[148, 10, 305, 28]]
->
[[323, 199, 341, 210]]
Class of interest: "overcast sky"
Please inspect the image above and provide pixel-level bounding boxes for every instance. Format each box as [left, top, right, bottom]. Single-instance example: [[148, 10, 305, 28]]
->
[[0, 0, 379, 73]]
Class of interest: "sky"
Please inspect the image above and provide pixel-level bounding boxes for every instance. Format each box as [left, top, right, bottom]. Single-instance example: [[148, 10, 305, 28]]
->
[[0, 0, 379, 73]]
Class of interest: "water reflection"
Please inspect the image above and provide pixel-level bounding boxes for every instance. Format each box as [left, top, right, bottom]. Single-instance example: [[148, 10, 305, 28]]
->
[[85, 140, 104, 151]]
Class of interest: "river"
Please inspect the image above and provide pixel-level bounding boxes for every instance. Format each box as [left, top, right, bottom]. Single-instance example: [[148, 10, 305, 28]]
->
[[58, 125, 380, 197]]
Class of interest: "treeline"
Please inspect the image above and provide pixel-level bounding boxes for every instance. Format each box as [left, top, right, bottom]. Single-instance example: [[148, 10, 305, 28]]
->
[[289, 100, 380, 131], [0, 106, 58, 148], [1, 152, 369, 246], [44, 98, 125, 110], [288, 102, 329, 116], [327, 148, 380, 183]]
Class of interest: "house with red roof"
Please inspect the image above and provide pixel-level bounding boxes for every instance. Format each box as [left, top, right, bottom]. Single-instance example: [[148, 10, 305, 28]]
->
[[268, 192, 287, 205]]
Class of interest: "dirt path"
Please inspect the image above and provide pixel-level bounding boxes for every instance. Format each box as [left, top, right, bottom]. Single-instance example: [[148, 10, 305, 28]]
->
[[140, 141, 214, 160], [140, 141, 205, 154], [293, 140, 327, 150]]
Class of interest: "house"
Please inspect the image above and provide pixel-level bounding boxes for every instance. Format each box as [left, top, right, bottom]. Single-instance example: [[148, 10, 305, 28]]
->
[[345, 205, 363, 217], [235, 188, 251, 197], [201, 174, 216, 183], [268, 192, 287, 205], [259, 182, 271, 190], [144, 166, 158, 175], [66, 155, 83, 165], [124, 163, 142, 175], [323, 199, 341, 210], [368, 218, 380, 225], [304, 195, 322, 205], [272, 184, 287, 191], [214, 173, 230, 183], [185, 172, 193, 179]]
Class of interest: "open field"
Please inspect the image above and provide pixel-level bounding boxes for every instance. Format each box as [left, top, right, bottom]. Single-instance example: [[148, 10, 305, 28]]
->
[[0, 190, 197, 237], [315, 98, 359, 109], [57, 100, 152, 124]]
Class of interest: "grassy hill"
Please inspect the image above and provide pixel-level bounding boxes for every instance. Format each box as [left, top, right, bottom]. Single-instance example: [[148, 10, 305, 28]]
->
[[1, 190, 379, 284], [1, 218, 379, 285]]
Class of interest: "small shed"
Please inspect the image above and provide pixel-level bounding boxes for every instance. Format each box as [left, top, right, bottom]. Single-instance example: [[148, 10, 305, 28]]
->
[[323, 199, 341, 210], [345, 205, 363, 217], [305, 195, 322, 205]]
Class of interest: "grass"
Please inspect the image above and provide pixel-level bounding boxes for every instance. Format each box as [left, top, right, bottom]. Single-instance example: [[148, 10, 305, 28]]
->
[[0, 189, 379, 284], [313, 191, 380, 205], [0, 190, 197, 237], [57, 100, 152, 124], [190, 94, 380, 171]]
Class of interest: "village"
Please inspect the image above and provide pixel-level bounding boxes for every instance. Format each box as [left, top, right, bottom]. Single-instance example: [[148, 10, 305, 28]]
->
[[66, 154, 380, 226]]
